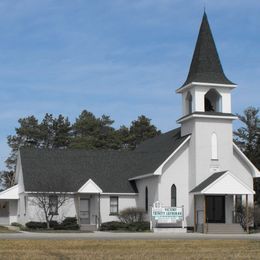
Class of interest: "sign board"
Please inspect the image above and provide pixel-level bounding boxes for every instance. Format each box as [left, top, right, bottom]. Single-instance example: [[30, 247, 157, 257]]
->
[[151, 201, 183, 221]]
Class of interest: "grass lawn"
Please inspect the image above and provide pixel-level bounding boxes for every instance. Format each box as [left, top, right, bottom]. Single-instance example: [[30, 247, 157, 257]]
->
[[0, 240, 259, 259]]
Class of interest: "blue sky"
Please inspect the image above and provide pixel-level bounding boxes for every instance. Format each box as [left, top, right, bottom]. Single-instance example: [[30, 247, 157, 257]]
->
[[0, 0, 259, 169]]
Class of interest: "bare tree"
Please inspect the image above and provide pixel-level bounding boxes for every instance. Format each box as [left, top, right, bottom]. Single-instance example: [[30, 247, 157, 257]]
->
[[30, 192, 70, 229], [0, 170, 15, 189]]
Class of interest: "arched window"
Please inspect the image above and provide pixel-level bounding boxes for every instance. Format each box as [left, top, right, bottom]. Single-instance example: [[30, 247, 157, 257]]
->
[[204, 89, 222, 112], [185, 91, 192, 114], [145, 187, 148, 212], [211, 133, 218, 160], [171, 184, 177, 207]]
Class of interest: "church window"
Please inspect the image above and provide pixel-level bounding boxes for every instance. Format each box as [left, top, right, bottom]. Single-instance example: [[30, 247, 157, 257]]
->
[[145, 187, 148, 212], [204, 89, 222, 112], [211, 133, 218, 160], [171, 184, 177, 207], [186, 91, 192, 114]]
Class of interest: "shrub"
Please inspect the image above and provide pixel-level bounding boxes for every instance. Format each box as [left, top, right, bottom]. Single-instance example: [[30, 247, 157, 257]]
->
[[53, 224, 79, 230], [100, 221, 149, 232], [11, 222, 23, 228], [127, 221, 150, 231], [25, 221, 47, 229], [236, 205, 254, 230], [53, 217, 79, 230], [118, 207, 145, 224], [49, 220, 59, 228], [100, 221, 127, 231], [61, 217, 77, 225]]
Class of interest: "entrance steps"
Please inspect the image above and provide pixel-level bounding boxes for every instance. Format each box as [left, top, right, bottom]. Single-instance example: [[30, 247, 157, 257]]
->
[[153, 228, 187, 233], [206, 224, 245, 234], [80, 224, 97, 232]]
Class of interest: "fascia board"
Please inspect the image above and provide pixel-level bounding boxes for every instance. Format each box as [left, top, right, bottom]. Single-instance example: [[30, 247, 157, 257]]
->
[[233, 143, 260, 177], [154, 135, 191, 176], [202, 171, 255, 195]]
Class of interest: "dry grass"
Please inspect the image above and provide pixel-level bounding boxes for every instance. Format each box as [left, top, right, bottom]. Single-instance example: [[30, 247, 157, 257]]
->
[[0, 240, 259, 259]]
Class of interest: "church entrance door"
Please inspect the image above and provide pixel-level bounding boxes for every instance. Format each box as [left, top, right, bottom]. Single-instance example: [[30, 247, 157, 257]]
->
[[206, 196, 225, 223]]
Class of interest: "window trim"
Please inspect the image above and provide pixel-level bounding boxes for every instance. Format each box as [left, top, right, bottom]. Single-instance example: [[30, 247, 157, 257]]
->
[[109, 196, 119, 215]]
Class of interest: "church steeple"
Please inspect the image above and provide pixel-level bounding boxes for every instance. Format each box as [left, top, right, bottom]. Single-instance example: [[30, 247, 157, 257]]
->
[[176, 12, 237, 129], [181, 12, 235, 88]]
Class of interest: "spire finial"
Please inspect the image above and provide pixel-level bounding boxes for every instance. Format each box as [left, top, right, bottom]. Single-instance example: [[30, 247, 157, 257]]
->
[[203, 2, 206, 14]]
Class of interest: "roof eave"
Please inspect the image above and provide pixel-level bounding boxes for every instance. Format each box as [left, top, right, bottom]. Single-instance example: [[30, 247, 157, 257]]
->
[[176, 81, 237, 94]]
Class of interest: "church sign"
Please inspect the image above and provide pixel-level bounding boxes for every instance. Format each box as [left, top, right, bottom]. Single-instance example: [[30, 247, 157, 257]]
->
[[152, 207, 183, 220], [151, 201, 183, 221]]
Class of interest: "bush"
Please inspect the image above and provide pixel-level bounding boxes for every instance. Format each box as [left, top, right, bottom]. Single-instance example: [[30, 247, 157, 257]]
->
[[49, 220, 59, 228], [100, 221, 128, 231], [53, 224, 79, 230], [236, 205, 254, 230], [25, 221, 47, 229], [127, 221, 150, 231], [118, 207, 145, 224], [61, 217, 77, 225], [53, 217, 79, 230], [11, 222, 23, 228], [25, 218, 79, 230], [100, 221, 150, 232]]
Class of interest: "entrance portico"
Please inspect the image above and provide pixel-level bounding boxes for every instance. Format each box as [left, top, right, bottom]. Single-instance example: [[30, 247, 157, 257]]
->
[[191, 171, 255, 233], [0, 185, 19, 225], [77, 179, 102, 230]]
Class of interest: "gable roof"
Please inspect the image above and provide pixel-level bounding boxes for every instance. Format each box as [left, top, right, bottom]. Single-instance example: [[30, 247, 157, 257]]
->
[[20, 127, 189, 193], [181, 12, 235, 88], [190, 171, 255, 195], [0, 184, 19, 200], [190, 171, 227, 193]]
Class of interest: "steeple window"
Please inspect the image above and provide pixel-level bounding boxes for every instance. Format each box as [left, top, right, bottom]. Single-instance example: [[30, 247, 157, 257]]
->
[[204, 89, 222, 112], [185, 91, 193, 114]]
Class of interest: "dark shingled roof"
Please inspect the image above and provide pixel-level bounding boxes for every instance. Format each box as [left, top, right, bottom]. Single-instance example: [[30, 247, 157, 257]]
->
[[181, 12, 235, 88], [20, 128, 189, 193], [190, 171, 227, 193]]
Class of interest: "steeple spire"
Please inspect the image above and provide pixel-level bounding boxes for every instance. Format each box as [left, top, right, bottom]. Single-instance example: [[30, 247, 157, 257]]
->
[[181, 12, 234, 87]]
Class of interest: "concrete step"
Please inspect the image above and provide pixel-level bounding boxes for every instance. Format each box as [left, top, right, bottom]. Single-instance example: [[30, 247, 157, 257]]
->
[[153, 228, 187, 233], [80, 224, 97, 232], [206, 224, 245, 234]]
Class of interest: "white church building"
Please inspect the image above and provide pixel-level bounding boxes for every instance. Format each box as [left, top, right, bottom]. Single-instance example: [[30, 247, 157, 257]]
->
[[0, 13, 259, 233]]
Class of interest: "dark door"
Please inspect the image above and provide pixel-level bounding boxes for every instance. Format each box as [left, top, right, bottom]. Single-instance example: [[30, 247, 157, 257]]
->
[[206, 196, 225, 223], [0, 201, 9, 225]]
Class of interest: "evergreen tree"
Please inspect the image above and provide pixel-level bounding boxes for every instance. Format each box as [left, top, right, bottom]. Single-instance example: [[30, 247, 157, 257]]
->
[[70, 110, 118, 149], [234, 107, 260, 165], [128, 115, 161, 149], [2, 110, 161, 189], [116, 125, 131, 150], [234, 106, 260, 205], [6, 114, 71, 172]]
